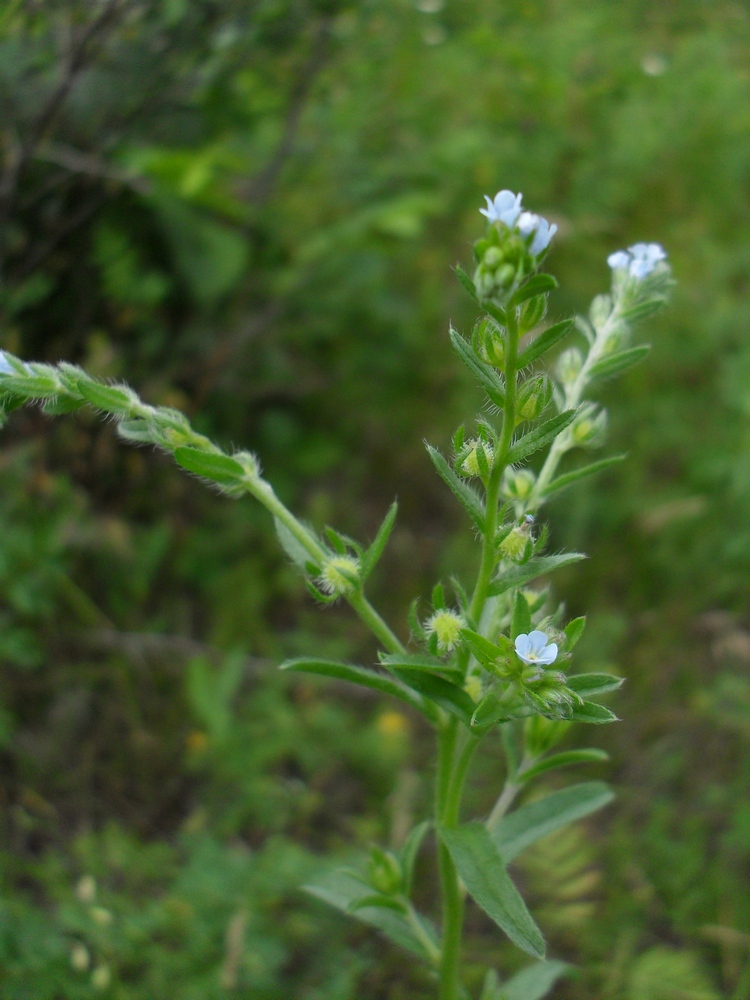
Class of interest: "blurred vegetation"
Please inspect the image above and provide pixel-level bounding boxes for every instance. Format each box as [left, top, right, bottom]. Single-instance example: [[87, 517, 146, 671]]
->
[[1, 0, 749, 996]]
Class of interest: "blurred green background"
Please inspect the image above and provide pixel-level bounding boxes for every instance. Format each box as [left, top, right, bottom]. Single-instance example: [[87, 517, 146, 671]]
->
[[1, 1, 749, 996]]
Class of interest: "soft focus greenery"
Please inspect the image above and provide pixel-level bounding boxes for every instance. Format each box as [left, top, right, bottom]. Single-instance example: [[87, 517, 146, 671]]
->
[[0, 1, 749, 997]]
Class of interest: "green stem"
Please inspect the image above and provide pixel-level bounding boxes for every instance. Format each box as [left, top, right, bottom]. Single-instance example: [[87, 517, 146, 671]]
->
[[527, 303, 623, 510], [436, 718, 462, 1000], [468, 311, 519, 625], [247, 477, 405, 655]]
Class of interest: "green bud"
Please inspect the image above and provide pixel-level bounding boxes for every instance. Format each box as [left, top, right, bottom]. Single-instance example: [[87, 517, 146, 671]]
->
[[476, 318, 507, 368], [517, 374, 552, 421], [556, 347, 583, 386], [368, 848, 403, 896], [571, 403, 607, 448], [519, 292, 548, 331], [425, 609, 466, 652], [589, 293, 612, 330], [501, 468, 536, 500], [461, 439, 494, 478], [319, 555, 360, 596], [498, 526, 528, 561], [482, 246, 504, 268]]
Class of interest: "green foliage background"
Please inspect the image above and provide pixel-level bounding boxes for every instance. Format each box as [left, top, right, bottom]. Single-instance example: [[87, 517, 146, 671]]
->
[[0, 0, 749, 996]]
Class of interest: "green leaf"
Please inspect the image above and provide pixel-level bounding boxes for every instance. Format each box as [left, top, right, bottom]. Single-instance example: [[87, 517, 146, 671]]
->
[[361, 500, 398, 579], [507, 410, 576, 465], [619, 298, 667, 323], [173, 447, 246, 485], [117, 419, 155, 444], [499, 960, 571, 1000], [510, 273, 558, 307], [566, 673, 624, 698], [380, 652, 462, 679], [77, 380, 134, 413], [280, 658, 437, 720], [564, 616, 586, 650], [588, 345, 650, 381], [454, 265, 479, 301], [489, 553, 587, 597], [471, 691, 511, 729], [3, 375, 59, 398], [274, 518, 317, 571], [304, 868, 438, 960], [399, 821, 431, 894], [449, 327, 506, 408], [540, 454, 626, 499], [568, 701, 619, 724], [517, 318, 574, 369], [426, 445, 486, 530], [491, 781, 614, 862], [517, 749, 609, 785], [349, 894, 407, 914], [391, 668, 475, 725], [42, 395, 85, 415], [461, 628, 510, 665], [511, 592, 531, 640], [439, 823, 546, 959]]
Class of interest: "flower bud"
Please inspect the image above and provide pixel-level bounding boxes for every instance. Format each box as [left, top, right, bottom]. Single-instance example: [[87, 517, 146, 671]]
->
[[501, 468, 536, 500], [556, 348, 583, 386], [517, 374, 552, 421], [476, 318, 507, 367], [319, 555, 360, 596], [426, 609, 466, 652], [571, 404, 607, 449], [70, 943, 90, 972], [461, 439, 494, 478], [589, 294, 613, 330], [498, 527, 527, 561], [368, 848, 403, 896]]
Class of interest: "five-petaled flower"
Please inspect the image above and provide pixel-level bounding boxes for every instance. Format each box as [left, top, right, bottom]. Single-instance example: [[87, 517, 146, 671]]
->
[[479, 189, 523, 227], [608, 242, 667, 280], [514, 630, 558, 666], [517, 211, 558, 255]]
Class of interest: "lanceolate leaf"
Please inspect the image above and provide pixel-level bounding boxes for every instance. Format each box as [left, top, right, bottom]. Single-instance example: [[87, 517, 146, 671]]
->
[[511, 591, 531, 640], [399, 821, 431, 894], [439, 823, 546, 959], [506, 410, 576, 465], [361, 501, 398, 579], [304, 868, 438, 961], [449, 327, 506, 407], [426, 445, 486, 530], [566, 673, 624, 698], [588, 344, 650, 381], [510, 273, 558, 307], [517, 749, 609, 785], [275, 517, 316, 571], [454, 264, 479, 302], [379, 652, 463, 680], [173, 446, 245, 485], [517, 318, 575, 369], [279, 658, 438, 720], [489, 553, 586, 597], [491, 781, 614, 863], [391, 668, 475, 725], [540, 455, 626, 499], [498, 960, 572, 1000], [568, 701, 618, 724]]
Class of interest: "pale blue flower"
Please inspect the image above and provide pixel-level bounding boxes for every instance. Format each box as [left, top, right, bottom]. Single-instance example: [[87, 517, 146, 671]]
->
[[628, 242, 667, 279], [514, 630, 558, 666], [480, 190, 523, 227], [517, 211, 558, 255], [607, 250, 631, 271], [607, 243, 667, 279], [0, 351, 16, 375]]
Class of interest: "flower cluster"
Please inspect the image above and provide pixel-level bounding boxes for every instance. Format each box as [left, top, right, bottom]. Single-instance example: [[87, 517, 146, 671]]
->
[[480, 190, 558, 256], [607, 242, 667, 280]]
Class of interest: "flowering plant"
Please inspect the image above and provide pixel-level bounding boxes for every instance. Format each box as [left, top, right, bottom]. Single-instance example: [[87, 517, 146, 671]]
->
[[0, 190, 671, 998]]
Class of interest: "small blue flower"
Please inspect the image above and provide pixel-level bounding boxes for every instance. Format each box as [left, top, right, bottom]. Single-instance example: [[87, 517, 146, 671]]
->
[[517, 211, 558, 255], [479, 190, 523, 227], [607, 250, 631, 271], [514, 630, 558, 666], [607, 243, 667, 279], [628, 242, 667, 279]]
